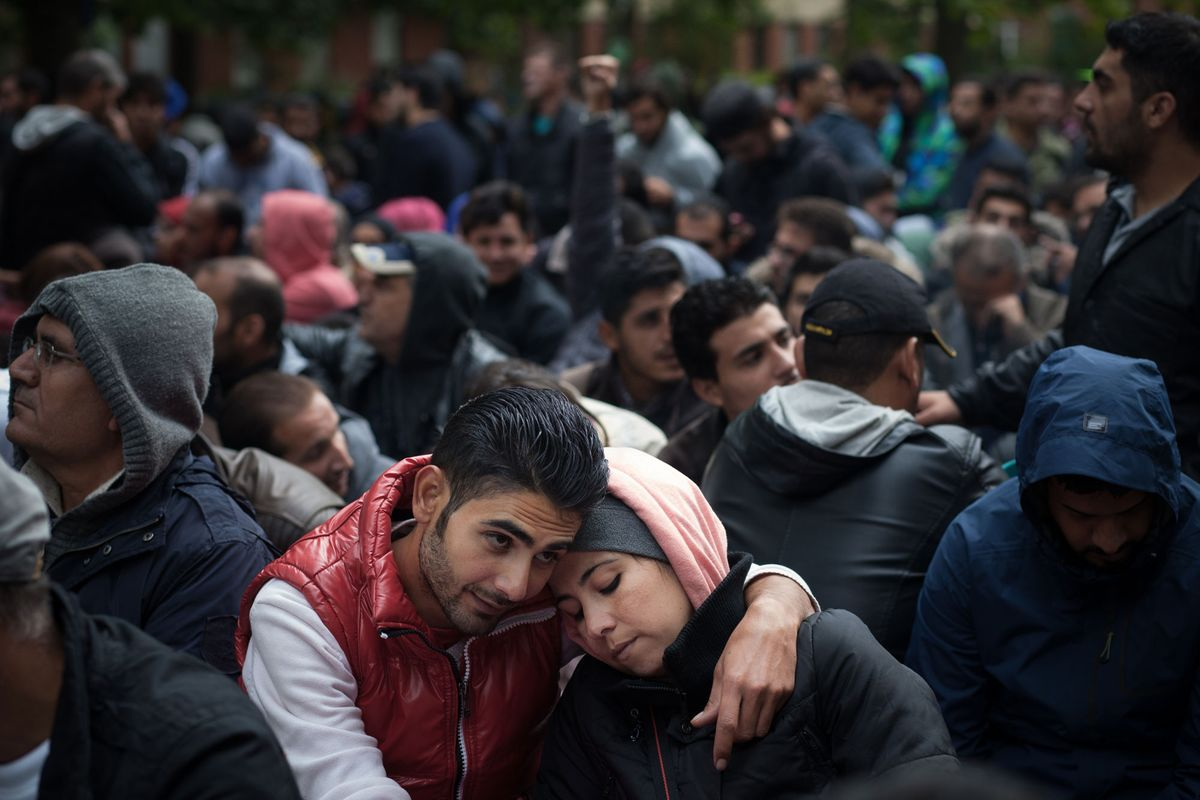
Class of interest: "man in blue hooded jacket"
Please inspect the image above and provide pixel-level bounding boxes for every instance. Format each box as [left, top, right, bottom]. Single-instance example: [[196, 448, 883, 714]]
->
[[907, 345, 1200, 799]]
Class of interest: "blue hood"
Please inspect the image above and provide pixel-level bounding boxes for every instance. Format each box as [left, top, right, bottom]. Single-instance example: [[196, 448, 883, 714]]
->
[[1016, 346, 1181, 520]]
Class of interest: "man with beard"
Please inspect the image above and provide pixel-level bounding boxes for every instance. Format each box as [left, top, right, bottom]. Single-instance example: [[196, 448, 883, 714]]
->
[[942, 77, 1027, 212], [236, 387, 818, 800], [918, 12, 1200, 480]]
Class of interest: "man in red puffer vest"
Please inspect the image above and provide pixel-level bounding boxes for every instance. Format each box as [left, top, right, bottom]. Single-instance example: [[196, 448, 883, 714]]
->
[[236, 386, 815, 800]]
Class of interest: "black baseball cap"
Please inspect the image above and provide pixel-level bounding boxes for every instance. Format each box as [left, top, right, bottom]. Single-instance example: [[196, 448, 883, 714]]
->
[[800, 258, 957, 358]]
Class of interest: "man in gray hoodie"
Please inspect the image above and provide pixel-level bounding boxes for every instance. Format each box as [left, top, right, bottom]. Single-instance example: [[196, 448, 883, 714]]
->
[[703, 258, 1005, 659], [5, 264, 275, 675]]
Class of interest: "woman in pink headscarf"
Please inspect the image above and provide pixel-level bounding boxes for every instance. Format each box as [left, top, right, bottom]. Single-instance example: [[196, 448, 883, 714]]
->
[[259, 189, 358, 323], [536, 447, 956, 799]]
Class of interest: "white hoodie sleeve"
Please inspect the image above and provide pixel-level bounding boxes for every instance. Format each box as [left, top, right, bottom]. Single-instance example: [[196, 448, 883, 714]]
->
[[243, 579, 412, 800]]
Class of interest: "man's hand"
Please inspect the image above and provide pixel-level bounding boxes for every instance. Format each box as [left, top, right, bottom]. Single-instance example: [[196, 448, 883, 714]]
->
[[985, 294, 1027, 337], [578, 55, 618, 115], [916, 390, 963, 426], [1040, 235, 1078, 287], [643, 176, 675, 207], [691, 574, 814, 770]]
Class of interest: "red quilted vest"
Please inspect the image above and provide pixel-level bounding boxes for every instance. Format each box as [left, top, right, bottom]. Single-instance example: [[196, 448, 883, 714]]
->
[[235, 455, 562, 799]]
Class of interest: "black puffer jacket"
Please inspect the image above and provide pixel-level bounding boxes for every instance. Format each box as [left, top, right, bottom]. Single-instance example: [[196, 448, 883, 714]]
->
[[39, 585, 300, 800], [703, 381, 1005, 659], [948, 176, 1200, 480], [535, 555, 957, 799]]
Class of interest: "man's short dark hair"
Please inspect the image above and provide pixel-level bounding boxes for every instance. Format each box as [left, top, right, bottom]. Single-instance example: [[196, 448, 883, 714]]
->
[[701, 81, 771, 143], [11, 67, 49, 102], [57, 49, 124, 99], [122, 72, 167, 106], [624, 77, 672, 112], [973, 183, 1033, 221], [219, 104, 261, 152], [196, 257, 284, 346], [783, 246, 851, 305], [599, 248, 685, 326], [671, 277, 775, 381], [431, 386, 608, 518], [219, 372, 320, 455], [777, 198, 856, 252], [979, 154, 1030, 187], [678, 195, 732, 239], [803, 300, 910, 392], [1005, 71, 1051, 101], [1106, 12, 1200, 147], [844, 56, 900, 92], [778, 59, 825, 98], [398, 66, 443, 111], [202, 190, 246, 239], [955, 76, 998, 109], [850, 168, 897, 202], [459, 181, 535, 238]]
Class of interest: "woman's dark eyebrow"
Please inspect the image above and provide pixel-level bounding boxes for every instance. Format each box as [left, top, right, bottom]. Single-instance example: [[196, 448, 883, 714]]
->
[[578, 558, 619, 587]]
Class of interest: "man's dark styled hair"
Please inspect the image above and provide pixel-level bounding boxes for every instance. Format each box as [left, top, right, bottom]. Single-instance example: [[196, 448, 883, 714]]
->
[[219, 104, 261, 152], [973, 183, 1033, 222], [678, 195, 733, 239], [57, 49, 124, 99], [778, 58, 825, 98], [979, 154, 1030, 187], [1005, 71, 1051, 101], [1106, 12, 1200, 147], [671, 277, 776, 381], [218, 371, 320, 456], [431, 386, 608, 517], [195, 257, 284, 346], [803, 300, 910, 392], [701, 81, 771, 143], [778, 197, 856, 252], [121, 72, 167, 106], [459, 181, 535, 238], [625, 77, 672, 112], [599, 248, 685, 326], [398, 66, 444, 111], [844, 56, 900, 92]]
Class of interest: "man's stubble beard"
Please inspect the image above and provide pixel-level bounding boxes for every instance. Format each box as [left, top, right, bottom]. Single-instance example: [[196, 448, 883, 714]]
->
[[418, 506, 502, 637]]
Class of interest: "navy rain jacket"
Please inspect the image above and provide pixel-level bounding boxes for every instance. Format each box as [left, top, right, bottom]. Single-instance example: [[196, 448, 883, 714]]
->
[[907, 346, 1200, 799]]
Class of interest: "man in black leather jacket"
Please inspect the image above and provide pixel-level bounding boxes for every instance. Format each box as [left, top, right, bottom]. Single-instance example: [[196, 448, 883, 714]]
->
[[918, 13, 1200, 481], [704, 259, 1005, 658]]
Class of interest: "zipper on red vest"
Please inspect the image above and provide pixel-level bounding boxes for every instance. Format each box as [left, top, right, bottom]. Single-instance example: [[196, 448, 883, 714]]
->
[[379, 627, 473, 798]]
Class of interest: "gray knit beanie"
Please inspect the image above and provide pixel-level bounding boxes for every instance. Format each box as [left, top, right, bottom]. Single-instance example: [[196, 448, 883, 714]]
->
[[9, 264, 216, 513], [0, 460, 51, 582], [571, 494, 668, 562]]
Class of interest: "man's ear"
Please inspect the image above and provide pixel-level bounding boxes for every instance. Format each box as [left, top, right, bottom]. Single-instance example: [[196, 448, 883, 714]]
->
[[691, 376, 724, 409], [1142, 91, 1177, 133], [794, 335, 807, 379], [233, 313, 266, 349], [898, 336, 922, 389], [598, 318, 621, 353], [411, 465, 446, 525]]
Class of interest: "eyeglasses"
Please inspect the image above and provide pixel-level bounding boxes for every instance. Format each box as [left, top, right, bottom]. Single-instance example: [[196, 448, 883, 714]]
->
[[21, 337, 83, 369]]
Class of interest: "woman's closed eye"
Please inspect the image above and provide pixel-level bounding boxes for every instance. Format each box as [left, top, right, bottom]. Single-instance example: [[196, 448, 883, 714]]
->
[[598, 574, 621, 595]]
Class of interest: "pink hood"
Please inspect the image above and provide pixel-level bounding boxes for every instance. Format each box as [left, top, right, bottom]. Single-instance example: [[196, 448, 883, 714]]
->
[[604, 447, 730, 609], [261, 189, 336, 283]]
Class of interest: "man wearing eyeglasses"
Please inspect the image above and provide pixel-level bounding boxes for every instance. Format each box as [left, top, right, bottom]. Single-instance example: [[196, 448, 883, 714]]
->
[[4, 263, 275, 676]]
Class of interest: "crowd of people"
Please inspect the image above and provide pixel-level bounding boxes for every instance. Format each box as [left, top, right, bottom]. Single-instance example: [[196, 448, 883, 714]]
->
[[1, 9, 1199, 800]]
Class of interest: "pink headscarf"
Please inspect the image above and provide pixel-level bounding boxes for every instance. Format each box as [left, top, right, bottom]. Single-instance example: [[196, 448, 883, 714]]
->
[[603, 447, 730, 609], [375, 197, 446, 233]]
